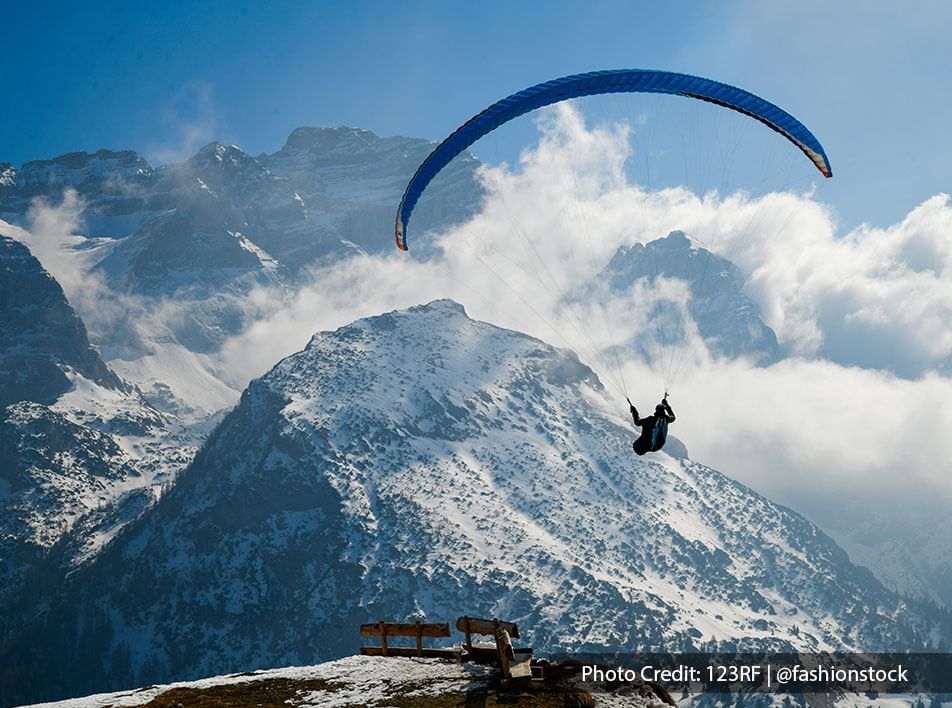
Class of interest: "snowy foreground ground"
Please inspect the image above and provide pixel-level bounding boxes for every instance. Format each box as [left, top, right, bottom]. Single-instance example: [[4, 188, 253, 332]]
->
[[23, 655, 945, 708], [27, 657, 495, 707]]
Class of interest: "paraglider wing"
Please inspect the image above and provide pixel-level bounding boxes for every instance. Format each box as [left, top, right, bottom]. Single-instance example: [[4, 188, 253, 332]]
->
[[395, 69, 832, 250]]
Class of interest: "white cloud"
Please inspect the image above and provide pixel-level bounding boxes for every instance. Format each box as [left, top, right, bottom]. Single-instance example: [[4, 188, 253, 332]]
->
[[713, 193, 952, 376], [666, 358, 952, 512], [19, 189, 88, 293], [11, 191, 145, 351]]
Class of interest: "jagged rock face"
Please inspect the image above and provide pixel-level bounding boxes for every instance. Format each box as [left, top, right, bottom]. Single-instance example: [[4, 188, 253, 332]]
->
[[91, 142, 337, 300], [3, 300, 945, 707], [161, 142, 349, 268], [97, 187, 279, 293], [0, 379, 194, 643], [11, 150, 153, 191], [603, 230, 781, 364], [0, 235, 122, 407]]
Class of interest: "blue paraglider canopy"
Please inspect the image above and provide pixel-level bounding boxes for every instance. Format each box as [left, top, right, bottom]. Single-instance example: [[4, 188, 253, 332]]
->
[[395, 69, 832, 250]]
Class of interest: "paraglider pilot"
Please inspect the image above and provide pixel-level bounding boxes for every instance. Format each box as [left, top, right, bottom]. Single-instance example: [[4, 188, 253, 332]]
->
[[629, 396, 676, 455]]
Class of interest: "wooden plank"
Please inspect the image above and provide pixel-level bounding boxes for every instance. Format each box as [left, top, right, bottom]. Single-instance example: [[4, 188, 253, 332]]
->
[[360, 623, 381, 637], [496, 626, 516, 662], [360, 622, 450, 638], [455, 616, 519, 638], [462, 616, 472, 652], [496, 624, 511, 679], [360, 646, 463, 660]]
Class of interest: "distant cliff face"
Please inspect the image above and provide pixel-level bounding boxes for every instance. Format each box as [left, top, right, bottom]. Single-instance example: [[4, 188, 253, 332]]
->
[[3, 299, 945, 707], [0, 150, 157, 238], [601, 230, 781, 365]]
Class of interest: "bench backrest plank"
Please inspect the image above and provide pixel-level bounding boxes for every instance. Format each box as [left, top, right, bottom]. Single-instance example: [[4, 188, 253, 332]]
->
[[360, 621, 454, 659]]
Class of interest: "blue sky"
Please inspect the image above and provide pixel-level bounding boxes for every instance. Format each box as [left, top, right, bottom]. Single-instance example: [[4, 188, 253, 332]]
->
[[4, 0, 949, 228]]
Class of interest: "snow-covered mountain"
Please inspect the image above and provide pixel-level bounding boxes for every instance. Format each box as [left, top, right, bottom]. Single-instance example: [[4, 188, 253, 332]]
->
[[3, 300, 946, 707], [0, 236, 200, 641], [601, 230, 781, 365], [3, 131, 951, 707]]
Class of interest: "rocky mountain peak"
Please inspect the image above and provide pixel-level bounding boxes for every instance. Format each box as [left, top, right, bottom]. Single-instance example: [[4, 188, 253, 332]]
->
[[189, 141, 257, 168], [608, 230, 723, 279], [178, 142, 274, 196], [410, 297, 468, 315], [649, 229, 692, 250]]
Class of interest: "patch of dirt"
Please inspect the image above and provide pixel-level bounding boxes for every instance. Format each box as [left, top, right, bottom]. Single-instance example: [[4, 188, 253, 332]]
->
[[130, 677, 342, 707]]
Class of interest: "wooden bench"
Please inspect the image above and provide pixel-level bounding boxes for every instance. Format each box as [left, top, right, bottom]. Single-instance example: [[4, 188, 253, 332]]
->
[[456, 616, 533, 678], [359, 621, 462, 661]]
